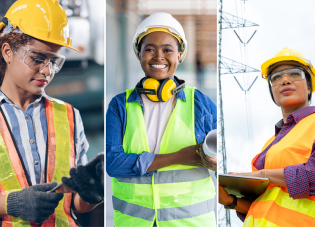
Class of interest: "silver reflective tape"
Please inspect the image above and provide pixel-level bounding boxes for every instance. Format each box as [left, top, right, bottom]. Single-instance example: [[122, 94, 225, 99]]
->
[[116, 168, 210, 185], [112, 196, 155, 221], [154, 168, 210, 184], [116, 176, 152, 184], [157, 198, 215, 221]]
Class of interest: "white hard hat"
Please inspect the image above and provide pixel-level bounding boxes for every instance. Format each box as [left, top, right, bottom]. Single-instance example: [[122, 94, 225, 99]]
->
[[133, 12, 187, 63]]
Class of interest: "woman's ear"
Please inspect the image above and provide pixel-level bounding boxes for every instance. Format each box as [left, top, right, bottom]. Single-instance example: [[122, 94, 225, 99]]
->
[[1, 43, 13, 64], [178, 52, 182, 62], [307, 80, 311, 94]]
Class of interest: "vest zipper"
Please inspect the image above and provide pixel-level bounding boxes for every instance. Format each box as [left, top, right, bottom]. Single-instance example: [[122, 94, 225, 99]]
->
[[0, 107, 32, 186]]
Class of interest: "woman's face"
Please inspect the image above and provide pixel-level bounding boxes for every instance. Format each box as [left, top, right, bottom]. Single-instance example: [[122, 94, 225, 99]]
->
[[3, 39, 61, 96], [270, 64, 311, 109], [137, 31, 182, 80]]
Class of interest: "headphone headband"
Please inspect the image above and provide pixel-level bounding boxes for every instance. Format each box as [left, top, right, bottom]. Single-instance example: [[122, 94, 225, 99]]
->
[[135, 87, 156, 95]]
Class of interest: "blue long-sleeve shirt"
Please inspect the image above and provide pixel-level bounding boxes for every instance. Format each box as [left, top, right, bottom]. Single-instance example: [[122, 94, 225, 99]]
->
[[106, 81, 217, 178]]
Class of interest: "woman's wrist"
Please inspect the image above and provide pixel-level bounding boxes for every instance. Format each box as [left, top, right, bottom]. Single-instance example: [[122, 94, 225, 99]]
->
[[222, 194, 234, 206]]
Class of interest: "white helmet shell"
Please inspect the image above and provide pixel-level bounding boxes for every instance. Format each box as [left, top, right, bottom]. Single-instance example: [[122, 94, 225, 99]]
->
[[133, 12, 187, 63]]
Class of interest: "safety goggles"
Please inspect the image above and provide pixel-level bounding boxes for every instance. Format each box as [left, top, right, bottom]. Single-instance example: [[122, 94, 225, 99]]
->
[[268, 67, 306, 87], [12, 46, 66, 74]]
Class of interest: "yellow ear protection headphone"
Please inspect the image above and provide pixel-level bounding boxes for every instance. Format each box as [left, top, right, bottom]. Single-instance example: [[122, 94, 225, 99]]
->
[[135, 76, 185, 102]]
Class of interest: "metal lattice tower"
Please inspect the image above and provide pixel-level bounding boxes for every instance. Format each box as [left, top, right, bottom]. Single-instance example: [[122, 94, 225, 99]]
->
[[217, 0, 231, 226], [218, 2, 259, 227], [220, 57, 260, 75], [221, 11, 258, 29]]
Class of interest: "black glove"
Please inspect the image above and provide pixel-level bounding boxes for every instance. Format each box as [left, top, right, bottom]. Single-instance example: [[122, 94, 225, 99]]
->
[[7, 182, 64, 224], [62, 153, 104, 204]]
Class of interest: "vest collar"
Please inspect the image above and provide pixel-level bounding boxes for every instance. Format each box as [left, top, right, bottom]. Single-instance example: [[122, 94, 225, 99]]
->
[[275, 106, 315, 135], [127, 77, 186, 105]]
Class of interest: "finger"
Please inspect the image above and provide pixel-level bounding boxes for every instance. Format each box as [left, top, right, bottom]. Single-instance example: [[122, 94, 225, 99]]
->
[[33, 210, 56, 224], [38, 200, 62, 211], [68, 167, 93, 186], [190, 144, 201, 150], [85, 154, 104, 170], [62, 177, 81, 192], [227, 172, 237, 175], [69, 166, 93, 184], [36, 191, 64, 203], [75, 165, 95, 185], [31, 182, 59, 192], [96, 162, 104, 178], [96, 162, 104, 185]]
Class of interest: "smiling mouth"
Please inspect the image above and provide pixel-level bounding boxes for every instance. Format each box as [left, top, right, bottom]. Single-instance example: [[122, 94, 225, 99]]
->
[[150, 64, 167, 69]]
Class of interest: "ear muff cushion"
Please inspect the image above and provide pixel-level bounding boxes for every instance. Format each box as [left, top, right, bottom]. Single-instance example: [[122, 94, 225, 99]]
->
[[143, 77, 160, 102], [157, 78, 177, 102]]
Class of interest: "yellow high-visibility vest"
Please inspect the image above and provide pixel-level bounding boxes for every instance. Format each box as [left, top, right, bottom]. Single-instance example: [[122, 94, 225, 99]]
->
[[112, 87, 216, 227]]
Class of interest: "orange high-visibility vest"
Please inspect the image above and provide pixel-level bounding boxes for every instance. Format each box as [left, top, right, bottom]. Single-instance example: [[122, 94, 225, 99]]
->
[[244, 113, 315, 227], [0, 98, 77, 227]]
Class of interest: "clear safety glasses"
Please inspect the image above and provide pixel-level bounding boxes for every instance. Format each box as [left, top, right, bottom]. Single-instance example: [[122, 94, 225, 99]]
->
[[12, 46, 66, 74], [268, 67, 306, 87]]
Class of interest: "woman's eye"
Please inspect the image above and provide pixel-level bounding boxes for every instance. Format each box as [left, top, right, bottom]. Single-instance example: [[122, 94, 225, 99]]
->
[[31, 57, 45, 64], [291, 72, 300, 77], [272, 75, 282, 81], [145, 48, 154, 52], [164, 49, 173, 53]]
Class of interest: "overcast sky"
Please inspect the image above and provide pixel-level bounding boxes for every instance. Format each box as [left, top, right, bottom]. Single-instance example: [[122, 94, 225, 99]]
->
[[219, 0, 315, 226]]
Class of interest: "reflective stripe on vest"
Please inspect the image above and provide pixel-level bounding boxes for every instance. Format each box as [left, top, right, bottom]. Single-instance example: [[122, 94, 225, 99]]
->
[[0, 98, 77, 227], [112, 87, 216, 227], [244, 113, 315, 227]]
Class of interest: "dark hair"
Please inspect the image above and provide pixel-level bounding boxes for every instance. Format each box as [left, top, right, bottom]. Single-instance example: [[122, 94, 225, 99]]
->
[[0, 32, 34, 86], [137, 35, 182, 53], [268, 69, 313, 105]]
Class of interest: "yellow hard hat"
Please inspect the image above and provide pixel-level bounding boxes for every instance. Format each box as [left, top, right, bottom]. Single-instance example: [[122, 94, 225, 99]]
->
[[261, 47, 315, 92], [1, 0, 78, 51]]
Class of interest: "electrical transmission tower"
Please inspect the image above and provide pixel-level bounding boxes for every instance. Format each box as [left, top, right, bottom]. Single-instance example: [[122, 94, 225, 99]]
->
[[221, 11, 258, 29], [218, 1, 259, 227]]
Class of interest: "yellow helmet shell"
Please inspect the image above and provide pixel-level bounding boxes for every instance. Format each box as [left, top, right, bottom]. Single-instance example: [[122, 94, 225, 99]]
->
[[261, 48, 315, 92], [4, 0, 78, 51]]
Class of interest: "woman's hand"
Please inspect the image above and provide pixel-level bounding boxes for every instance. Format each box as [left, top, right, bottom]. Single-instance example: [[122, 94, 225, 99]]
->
[[218, 183, 234, 206], [62, 154, 104, 206], [228, 171, 263, 178], [175, 144, 204, 166], [218, 182, 251, 214], [6, 182, 64, 223], [199, 143, 217, 171], [228, 169, 286, 187], [147, 144, 203, 172]]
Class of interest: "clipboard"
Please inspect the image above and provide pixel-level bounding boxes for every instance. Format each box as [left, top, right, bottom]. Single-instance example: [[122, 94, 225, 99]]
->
[[219, 174, 270, 197]]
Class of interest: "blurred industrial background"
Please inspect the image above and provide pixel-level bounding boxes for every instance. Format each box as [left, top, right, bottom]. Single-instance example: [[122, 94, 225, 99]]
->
[[1, 0, 104, 226], [106, 0, 217, 226]]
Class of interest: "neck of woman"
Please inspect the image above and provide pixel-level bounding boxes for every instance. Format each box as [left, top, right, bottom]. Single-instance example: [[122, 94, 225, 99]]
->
[[281, 101, 310, 124], [1, 81, 38, 112]]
